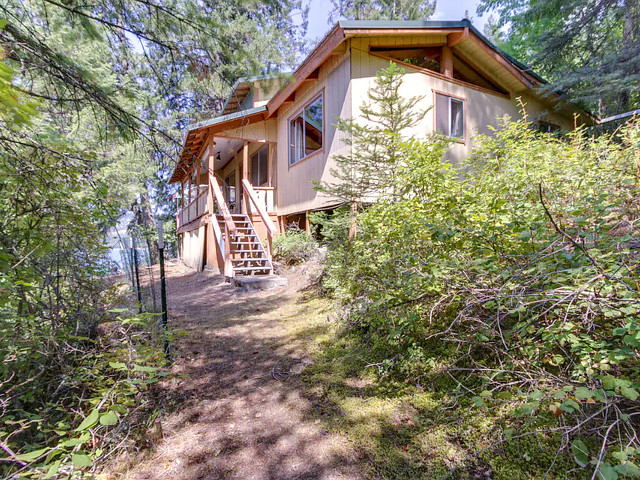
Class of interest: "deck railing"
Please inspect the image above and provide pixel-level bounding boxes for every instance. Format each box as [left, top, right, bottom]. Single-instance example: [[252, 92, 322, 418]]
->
[[253, 186, 275, 213], [242, 179, 277, 264], [176, 186, 208, 230], [209, 171, 236, 277]]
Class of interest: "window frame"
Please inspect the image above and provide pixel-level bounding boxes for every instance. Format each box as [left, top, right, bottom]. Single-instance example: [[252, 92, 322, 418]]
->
[[432, 90, 467, 144], [287, 91, 325, 167], [250, 144, 269, 187]]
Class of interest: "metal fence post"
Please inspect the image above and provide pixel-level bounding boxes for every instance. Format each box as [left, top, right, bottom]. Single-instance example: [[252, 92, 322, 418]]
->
[[132, 235, 143, 313], [157, 222, 170, 362]]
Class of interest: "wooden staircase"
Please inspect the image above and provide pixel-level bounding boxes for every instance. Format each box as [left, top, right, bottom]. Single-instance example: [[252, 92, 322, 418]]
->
[[216, 213, 273, 276]]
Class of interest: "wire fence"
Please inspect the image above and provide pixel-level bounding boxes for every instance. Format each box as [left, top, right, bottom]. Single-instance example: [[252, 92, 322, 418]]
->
[[115, 236, 175, 315]]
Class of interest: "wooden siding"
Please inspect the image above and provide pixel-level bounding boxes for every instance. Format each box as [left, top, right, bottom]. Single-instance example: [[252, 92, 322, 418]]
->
[[275, 50, 352, 216], [351, 40, 578, 165], [182, 225, 205, 271], [215, 118, 278, 144]]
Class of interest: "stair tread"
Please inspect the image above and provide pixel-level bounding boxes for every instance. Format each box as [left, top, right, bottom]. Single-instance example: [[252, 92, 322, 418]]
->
[[233, 266, 272, 271]]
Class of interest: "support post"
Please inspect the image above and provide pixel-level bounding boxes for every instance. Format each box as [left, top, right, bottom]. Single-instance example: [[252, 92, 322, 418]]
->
[[188, 168, 192, 223], [195, 159, 200, 217], [441, 46, 453, 78], [242, 141, 249, 215], [132, 235, 143, 313]]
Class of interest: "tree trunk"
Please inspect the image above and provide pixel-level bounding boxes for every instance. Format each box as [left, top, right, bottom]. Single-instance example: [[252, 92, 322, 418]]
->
[[348, 200, 358, 242], [131, 186, 159, 265], [621, 0, 639, 111]]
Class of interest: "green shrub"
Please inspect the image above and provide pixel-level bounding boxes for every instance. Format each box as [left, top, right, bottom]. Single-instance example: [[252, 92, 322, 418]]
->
[[273, 228, 317, 265], [321, 117, 640, 477]]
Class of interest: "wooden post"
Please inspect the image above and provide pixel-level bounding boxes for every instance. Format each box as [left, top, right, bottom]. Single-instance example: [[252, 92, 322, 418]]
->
[[208, 138, 215, 193], [242, 141, 249, 214], [348, 200, 357, 241], [195, 159, 200, 217], [441, 46, 453, 78]]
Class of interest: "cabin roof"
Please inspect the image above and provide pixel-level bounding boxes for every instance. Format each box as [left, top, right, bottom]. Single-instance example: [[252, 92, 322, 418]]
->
[[170, 19, 592, 184], [337, 19, 546, 84], [221, 75, 288, 116]]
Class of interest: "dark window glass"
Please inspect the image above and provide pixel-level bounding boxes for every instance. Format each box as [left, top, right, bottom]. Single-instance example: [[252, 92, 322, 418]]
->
[[289, 94, 323, 165], [538, 121, 560, 133], [450, 98, 464, 138], [251, 145, 269, 186], [435, 93, 465, 139]]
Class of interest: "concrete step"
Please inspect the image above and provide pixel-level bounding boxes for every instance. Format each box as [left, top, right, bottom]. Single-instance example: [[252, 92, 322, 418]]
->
[[233, 275, 287, 291]]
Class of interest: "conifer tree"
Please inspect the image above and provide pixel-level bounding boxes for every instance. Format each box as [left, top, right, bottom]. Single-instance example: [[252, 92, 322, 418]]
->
[[314, 62, 426, 239], [330, 0, 436, 21]]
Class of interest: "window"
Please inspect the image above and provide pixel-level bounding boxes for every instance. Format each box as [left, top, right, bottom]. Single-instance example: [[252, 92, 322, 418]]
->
[[251, 145, 269, 186], [289, 93, 323, 166], [435, 92, 465, 139]]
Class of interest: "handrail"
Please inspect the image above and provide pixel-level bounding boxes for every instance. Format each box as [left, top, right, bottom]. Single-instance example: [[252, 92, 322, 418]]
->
[[209, 170, 236, 278], [242, 179, 277, 236], [209, 172, 236, 236], [210, 211, 226, 259]]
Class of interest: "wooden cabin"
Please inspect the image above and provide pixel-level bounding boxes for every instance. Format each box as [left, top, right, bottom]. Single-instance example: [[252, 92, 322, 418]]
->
[[169, 20, 594, 279]]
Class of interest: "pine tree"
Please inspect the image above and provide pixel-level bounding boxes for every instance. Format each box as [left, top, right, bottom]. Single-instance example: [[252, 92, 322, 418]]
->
[[477, 0, 640, 116], [314, 62, 426, 239], [329, 0, 436, 22]]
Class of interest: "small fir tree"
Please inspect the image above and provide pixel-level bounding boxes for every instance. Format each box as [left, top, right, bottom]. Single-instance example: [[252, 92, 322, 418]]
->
[[314, 61, 426, 239]]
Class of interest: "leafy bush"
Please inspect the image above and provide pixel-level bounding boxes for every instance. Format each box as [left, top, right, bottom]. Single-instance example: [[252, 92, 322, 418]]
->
[[322, 117, 640, 478], [273, 228, 317, 265], [0, 57, 166, 478], [0, 305, 168, 478]]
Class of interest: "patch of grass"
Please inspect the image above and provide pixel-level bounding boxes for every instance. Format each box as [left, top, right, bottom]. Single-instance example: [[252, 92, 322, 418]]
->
[[292, 292, 584, 480]]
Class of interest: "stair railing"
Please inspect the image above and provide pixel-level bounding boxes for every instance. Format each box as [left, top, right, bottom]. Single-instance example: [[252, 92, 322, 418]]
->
[[241, 178, 277, 264], [209, 170, 236, 278]]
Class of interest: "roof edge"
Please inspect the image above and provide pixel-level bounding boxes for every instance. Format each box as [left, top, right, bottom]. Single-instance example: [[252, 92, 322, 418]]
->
[[187, 105, 267, 132]]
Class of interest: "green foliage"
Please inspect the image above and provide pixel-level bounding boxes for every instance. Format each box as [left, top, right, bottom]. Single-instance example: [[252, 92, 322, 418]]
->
[[0, 307, 169, 478], [329, 0, 436, 21], [476, 0, 640, 116], [273, 228, 317, 265], [314, 62, 428, 206], [321, 115, 640, 475]]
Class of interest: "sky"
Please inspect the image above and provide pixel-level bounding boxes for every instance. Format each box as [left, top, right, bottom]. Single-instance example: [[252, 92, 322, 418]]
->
[[304, 0, 489, 42]]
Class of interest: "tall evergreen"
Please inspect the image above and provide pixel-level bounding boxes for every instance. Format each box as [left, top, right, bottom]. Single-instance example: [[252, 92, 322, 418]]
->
[[477, 0, 640, 116], [314, 62, 426, 238], [329, 0, 436, 21]]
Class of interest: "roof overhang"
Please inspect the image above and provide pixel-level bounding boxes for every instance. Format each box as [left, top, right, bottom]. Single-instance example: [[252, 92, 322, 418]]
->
[[168, 106, 267, 184], [171, 19, 597, 184]]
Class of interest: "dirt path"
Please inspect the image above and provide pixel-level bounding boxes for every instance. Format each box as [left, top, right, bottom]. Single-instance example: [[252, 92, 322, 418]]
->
[[123, 261, 363, 480]]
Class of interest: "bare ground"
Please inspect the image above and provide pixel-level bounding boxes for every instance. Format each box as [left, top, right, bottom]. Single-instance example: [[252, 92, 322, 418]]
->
[[120, 260, 364, 480]]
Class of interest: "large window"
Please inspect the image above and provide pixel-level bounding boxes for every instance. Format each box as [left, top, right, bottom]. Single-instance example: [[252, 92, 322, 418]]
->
[[435, 92, 465, 140], [289, 93, 323, 166], [251, 145, 269, 186]]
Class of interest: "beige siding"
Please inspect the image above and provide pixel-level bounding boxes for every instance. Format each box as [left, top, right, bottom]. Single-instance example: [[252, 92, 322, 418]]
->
[[204, 37, 586, 218], [182, 226, 205, 271], [350, 42, 577, 165], [217, 118, 278, 144], [275, 50, 352, 216]]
